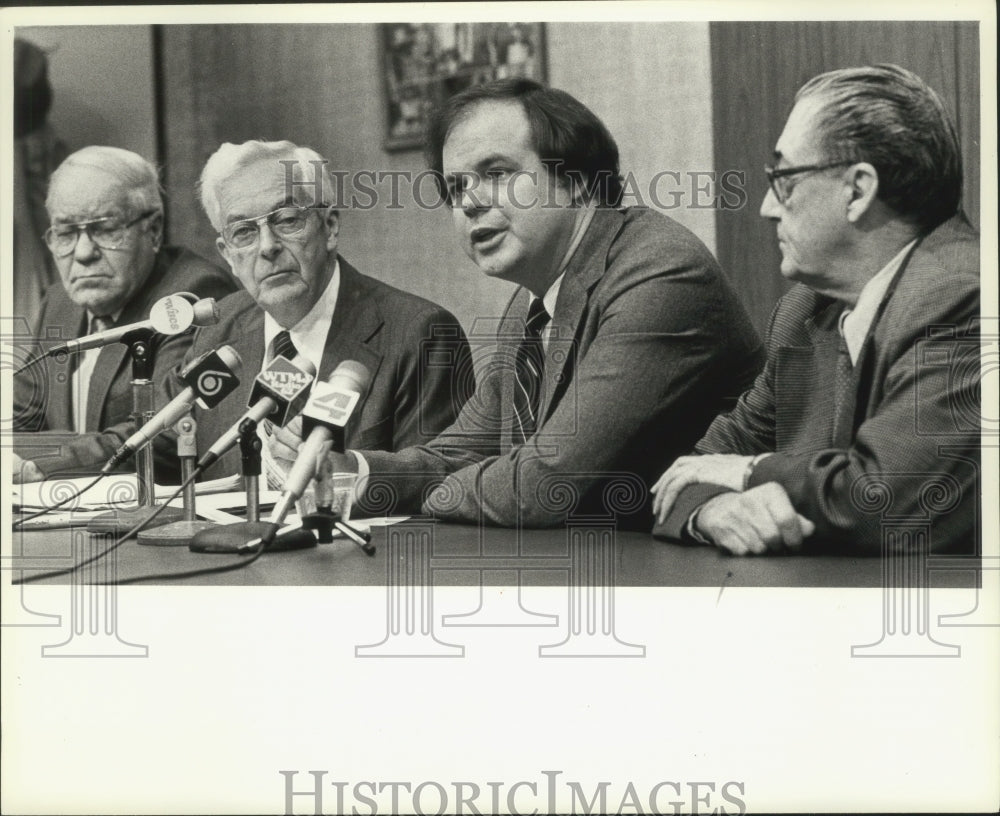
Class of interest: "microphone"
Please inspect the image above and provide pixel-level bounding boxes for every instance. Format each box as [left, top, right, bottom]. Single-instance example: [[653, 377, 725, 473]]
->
[[195, 352, 317, 472], [50, 294, 220, 355], [104, 345, 243, 470], [267, 360, 372, 526]]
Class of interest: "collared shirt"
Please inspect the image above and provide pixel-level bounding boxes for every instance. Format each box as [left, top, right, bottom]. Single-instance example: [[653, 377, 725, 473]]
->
[[839, 239, 917, 364], [262, 259, 341, 371], [72, 309, 123, 432]]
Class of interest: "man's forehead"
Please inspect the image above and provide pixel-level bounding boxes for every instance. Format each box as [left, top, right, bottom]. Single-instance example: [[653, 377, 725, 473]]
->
[[774, 97, 825, 162], [217, 156, 319, 219], [442, 100, 535, 167], [49, 165, 131, 220]]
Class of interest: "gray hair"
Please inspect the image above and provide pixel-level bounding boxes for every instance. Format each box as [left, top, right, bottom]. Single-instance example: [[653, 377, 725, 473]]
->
[[198, 140, 335, 232], [46, 145, 163, 217], [796, 64, 962, 232]]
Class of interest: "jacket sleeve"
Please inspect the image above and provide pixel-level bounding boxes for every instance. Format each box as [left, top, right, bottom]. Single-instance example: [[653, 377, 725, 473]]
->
[[357, 342, 503, 517]]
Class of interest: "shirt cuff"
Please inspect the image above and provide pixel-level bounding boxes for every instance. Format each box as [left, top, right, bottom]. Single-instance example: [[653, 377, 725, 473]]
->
[[685, 506, 713, 545], [349, 450, 369, 500]]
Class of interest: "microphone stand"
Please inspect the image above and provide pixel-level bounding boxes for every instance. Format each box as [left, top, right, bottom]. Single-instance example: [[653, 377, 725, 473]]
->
[[136, 414, 215, 545], [87, 332, 185, 536], [189, 418, 315, 553]]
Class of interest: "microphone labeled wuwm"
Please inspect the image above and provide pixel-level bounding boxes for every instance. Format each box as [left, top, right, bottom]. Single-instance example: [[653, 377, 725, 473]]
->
[[49, 293, 219, 356], [104, 345, 243, 470], [195, 352, 317, 473]]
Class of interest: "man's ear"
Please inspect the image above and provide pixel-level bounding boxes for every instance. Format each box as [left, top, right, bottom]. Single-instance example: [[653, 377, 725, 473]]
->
[[845, 162, 879, 223], [148, 212, 164, 251], [324, 207, 340, 251], [215, 236, 233, 269]]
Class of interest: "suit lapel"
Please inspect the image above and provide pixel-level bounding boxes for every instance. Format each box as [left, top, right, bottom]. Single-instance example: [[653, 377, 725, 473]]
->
[[317, 260, 385, 386], [538, 207, 621, 424], [777, 300, 843, 450]]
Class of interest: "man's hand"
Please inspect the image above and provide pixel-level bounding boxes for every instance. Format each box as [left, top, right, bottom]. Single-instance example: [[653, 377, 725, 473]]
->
[[651, 454, 761, 524], [695, 483, 815, 555], [269, 416, 305, 474], [268, 415, 359, 480], [11, 452, 45, 484]]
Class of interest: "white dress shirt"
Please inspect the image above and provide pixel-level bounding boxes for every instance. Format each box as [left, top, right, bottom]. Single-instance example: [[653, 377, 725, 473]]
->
[[839, 239, 917, 363]]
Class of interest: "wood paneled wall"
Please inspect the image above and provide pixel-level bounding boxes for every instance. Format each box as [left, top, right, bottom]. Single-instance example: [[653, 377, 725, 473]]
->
[[710, 21, 980, 335]]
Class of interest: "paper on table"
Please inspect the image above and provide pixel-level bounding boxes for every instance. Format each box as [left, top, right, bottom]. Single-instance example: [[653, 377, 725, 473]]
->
[[12, 473, 245, 512]]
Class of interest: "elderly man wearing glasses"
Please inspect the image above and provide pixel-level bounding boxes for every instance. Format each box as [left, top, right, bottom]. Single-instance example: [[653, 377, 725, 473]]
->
[[159, 139, 472, 484], [652, 65, 980, 556], [11, 145, 237, 483]]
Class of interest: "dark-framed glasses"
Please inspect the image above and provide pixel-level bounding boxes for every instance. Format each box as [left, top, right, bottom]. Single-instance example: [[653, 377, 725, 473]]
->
[[764, 161, 854, 204], [44, 210, 158, 257], [221, 205, 328, 249]]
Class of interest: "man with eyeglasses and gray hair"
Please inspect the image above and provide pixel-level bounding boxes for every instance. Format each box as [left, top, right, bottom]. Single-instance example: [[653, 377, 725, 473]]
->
[[652, 64, 980, 556], [11, 145, 236, 483], [157, 139, 472, 484]]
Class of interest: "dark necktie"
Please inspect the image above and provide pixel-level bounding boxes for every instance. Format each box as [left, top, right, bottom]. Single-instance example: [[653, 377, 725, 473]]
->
[[512, 297, 549, 444], [262, 329, 300, 488], [272, 329, 297, 362], [831, 319, 855, 441]]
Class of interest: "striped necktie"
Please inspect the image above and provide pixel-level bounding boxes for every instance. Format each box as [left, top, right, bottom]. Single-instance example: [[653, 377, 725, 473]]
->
[[832, 312, 855, 441], [261, 330, 300, 489], [272, 329, 297, 362], [512, 297, 549, 444]]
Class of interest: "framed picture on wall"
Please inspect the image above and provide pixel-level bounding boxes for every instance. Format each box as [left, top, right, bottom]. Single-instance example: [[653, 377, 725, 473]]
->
[[381, 22, 547, 151]]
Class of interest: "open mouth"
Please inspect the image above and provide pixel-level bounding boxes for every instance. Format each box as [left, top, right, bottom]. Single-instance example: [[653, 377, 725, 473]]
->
[[470, 226, 506, 250]]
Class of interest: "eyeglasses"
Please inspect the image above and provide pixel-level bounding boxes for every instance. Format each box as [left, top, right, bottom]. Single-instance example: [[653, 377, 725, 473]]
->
[[44, 211, 158, 257], [220, 205, 328, 249], [764, 161, 854, 204]]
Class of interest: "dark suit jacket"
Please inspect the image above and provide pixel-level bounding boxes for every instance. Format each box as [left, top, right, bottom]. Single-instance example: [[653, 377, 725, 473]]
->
[[657, 216, 980, 554], [359, 206, 765, 529], [160, 258, 474, 482], [13, 245, 237, 476]]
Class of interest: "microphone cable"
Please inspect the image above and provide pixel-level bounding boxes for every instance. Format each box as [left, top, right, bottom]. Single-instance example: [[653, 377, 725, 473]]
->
[[13, 472, 109, 530], [18, 471, 198, 584]]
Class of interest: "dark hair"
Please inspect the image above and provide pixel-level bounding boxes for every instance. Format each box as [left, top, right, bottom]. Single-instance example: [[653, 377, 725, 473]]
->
[[796, 64, 963, 232], [425, 78, 624, 206]]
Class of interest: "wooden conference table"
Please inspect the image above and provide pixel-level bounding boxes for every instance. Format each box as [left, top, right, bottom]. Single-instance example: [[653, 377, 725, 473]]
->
[[9, 518, 980, 587]]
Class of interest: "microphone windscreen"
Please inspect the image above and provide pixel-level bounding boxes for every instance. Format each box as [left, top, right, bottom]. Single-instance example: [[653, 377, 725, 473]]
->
[[148, 293, 196, 335], [192, 298, 220, 326], [329, 359, 372, 393]]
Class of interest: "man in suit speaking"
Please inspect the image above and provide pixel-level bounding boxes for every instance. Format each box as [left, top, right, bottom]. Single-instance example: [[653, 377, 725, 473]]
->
[[162, 139, 473, 484], [273, 79, 764, 529], [652, 64, 980, 555], [11, 146, 237, 482]]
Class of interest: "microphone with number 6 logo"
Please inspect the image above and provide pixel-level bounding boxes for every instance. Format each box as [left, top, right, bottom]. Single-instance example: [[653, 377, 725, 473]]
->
[[103, 345, 243, 470], [195, 353, 317, 473], [267, 360, 372, 526]]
